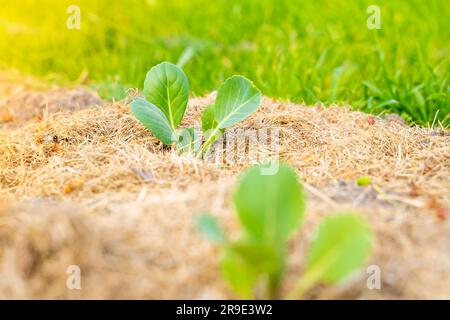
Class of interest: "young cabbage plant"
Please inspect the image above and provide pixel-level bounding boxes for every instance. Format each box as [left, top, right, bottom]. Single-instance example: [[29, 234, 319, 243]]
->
[[198, 76, 261, 158], [131, 61, 189, 145], [131, 62, 262, 158], [197, 163, 373, 299]]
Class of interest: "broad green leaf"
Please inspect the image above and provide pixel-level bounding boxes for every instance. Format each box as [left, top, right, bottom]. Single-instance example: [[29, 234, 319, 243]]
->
[[201, 104, 224, 140], [214, 75, 261, 129], [175, 127, 199, 154], [305, 213, 372, 284], [196, 214, 225, 244], [131, 97, 174, 145], [143, 62, 189, 130], [234, 163, 305, 243]]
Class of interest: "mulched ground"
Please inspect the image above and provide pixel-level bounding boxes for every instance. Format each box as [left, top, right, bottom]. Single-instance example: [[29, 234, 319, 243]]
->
[[0, 74, 449, 299]]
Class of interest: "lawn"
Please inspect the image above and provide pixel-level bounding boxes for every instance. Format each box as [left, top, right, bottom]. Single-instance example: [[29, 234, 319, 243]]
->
[[0, 0, 448, 126]]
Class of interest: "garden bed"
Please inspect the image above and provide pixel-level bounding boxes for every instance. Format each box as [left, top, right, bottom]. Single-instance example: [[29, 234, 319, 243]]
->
[[0, 82, 449, 299]]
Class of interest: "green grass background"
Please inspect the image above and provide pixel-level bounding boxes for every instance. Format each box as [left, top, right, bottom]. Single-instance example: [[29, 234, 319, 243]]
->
[[0, 0, 448, 126]]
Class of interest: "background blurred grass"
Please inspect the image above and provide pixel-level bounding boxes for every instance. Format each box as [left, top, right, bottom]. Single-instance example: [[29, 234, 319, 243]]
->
[[0, 0, 448, 126]]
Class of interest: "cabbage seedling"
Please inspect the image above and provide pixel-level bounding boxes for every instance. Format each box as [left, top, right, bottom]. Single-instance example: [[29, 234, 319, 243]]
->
[[197, 163, 373, 299], [131, 63, 262, 158], [197, 75, 261, 158]]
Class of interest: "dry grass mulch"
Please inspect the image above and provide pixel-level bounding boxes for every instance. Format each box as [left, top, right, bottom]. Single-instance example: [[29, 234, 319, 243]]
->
[[0, 81, 449, 299], [0, 72, 101, 129]]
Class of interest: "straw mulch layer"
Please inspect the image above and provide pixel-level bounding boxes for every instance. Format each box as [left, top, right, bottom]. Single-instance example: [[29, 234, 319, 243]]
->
[[0, 72, 101, 129], [0, 82, 449, 299]]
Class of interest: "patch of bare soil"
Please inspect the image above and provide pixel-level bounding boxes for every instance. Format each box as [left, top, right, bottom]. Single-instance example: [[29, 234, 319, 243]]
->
[[0, 83, 449, 299]]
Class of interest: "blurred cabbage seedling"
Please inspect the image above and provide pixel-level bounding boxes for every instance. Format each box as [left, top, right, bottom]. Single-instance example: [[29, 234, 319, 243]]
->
[[131, 62, 261, 158], [197, 163, 373, 299]]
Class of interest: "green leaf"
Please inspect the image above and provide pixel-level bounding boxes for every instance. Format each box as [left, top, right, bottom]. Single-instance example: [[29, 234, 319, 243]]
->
[[131, 97, 174, 145], [214, 75, 261, 129], [176, 46, 196, 68], [196, 214, 225, 244], [201, 104, 217, 132], [220, 247, 258, 299], [195, 76, 261, 159], [143, 62, 189, 130], [220, 238, 284, 299], [305, 213, 372, 284], [175, 127, 199, 154], [234, 163, 305, 243], [230, 238, 284, 275], [201, 104, 224, 141]]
